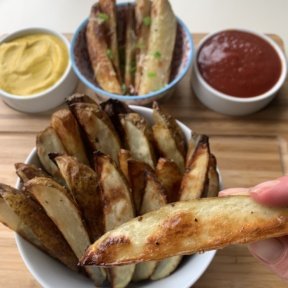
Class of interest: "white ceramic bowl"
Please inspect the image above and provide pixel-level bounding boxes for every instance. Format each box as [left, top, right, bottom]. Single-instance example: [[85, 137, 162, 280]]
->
[[192, 29, 287, 116], [70, 3, 194, 106], [0, 27, 78, 113], [15, 105, 216, 288]]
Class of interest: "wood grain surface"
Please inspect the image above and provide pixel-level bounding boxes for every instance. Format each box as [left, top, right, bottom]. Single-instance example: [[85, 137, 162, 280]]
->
[[0, 34, 287, 288]]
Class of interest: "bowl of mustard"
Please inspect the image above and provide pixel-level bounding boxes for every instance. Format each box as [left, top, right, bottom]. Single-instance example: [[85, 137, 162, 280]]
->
[[0, 27, 77, 113]]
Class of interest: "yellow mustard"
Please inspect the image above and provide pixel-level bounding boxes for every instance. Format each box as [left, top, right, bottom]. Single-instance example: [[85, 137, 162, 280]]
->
[[0, 33, 69, 96]]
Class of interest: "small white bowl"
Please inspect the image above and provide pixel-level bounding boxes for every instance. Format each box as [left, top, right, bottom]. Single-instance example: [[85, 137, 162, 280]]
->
[[0, 28, 78, 113], [192, 29, 287, 116], [15, 105, 216, 288]]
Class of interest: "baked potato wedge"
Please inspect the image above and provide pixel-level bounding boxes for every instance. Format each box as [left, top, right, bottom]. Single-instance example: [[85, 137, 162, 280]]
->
[[86, 3, 122, 94], [179, 135, 210, 201], [134, 0, 151, 91], [0, 183, 78, 271], [36, 127, 67, 179], [66, 93, 96, 106], [128, 159, 153, 214], [121, 112, 156, 168], [155, 158, 182, 203], [94, 152, 135, 288], [207, 154, 220, 197], [138, 0, 176, 94], [51, 109, 89, 165], [15, 163, 49, 183], [132, 170, 166, 282], [53, 155, 104, 241], [124, 4, 137, 93], [99, 0, 121, 79], [25, 177, 105, 285], [81, 196, 288, 266], [152, 102, 186, 172], [69, 102, 121, 164]]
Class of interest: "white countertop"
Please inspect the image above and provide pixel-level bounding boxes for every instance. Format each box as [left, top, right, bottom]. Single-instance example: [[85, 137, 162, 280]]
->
[[0, 0, 287, 51]]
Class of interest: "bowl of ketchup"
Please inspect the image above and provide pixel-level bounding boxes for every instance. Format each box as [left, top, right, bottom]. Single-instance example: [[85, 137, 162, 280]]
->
[[192, 29, 287, 116]]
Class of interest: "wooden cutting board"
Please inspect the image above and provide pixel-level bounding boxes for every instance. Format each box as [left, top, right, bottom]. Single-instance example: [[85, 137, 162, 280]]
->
[[0, 33, 287, 288]]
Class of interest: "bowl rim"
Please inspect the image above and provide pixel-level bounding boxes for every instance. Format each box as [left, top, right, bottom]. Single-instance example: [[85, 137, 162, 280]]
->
[[14, 105, 217, 288], [0, 27, 72, 100], [193, 28, 288, 103], [70, 5, 194, 101]]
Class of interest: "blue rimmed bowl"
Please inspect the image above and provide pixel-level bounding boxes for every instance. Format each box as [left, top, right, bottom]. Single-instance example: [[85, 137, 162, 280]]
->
[[70, 3, 194, 105]]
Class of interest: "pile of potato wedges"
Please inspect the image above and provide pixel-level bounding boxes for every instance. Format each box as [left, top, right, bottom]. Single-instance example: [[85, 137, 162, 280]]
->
[[86, 0, 177, 95], [0, 94, 219, 288]]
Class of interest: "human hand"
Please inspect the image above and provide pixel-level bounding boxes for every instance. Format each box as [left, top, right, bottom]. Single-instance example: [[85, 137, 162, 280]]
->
[[219, 176, 288, 280]]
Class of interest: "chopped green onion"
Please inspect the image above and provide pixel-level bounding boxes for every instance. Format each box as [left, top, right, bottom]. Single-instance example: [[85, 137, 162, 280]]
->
[[143, 16, 151, 26], [154, 51, 161, 59], [148, 71, 157, 78], [97, 12, 109, 22], [106, 49, 113, 60]]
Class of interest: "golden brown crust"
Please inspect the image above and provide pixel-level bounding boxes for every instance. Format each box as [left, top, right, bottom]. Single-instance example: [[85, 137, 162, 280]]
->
[[118, 149, 131, 182], [86, 4, 122, 94], [15, 163, 49, 183], [51, 109, 89, 165], [81, 196, 288, 266]]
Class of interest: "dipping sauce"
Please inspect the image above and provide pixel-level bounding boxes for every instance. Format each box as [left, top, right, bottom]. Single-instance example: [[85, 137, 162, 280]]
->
[[0, 33, 69, 96], [197, 30, 282, 98]]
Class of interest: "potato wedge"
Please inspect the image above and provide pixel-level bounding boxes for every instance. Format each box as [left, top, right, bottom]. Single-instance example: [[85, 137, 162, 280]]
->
[[86, 4, 122, 94], [53, 155, 104, 241], [124, 4, 137, 92], [81, 196, 288, 266], [179, 135, 210, 201], [121, 113, 156, 168], [51, 109, 89, 165], [25, 177, 105, 285], [15, 163, 48, 183], [69, 102, 121, 164], [99, 0, 121, 79], [36, 127, 67, 179], [94, 152, 135, 288], [155, 158, 182, 203], [134, 0, 151, 91], [138, 0, 177, 94], [132, 170, 166, 282], [66, 93, 96, 106], [207, 154, 220, 197], [128, 159, 153, 214], [0, 183, 78, 271], [118, 149, 131, 182]]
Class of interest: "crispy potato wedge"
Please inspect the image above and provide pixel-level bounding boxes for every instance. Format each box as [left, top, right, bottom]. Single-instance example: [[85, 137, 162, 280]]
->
[[186, 132, 202, 168], [94, 152, 135, 288], [138, 0, 177, 94], [118, 149, 131, 182], [25, 177, 105, 285], [69, 102, 121, 164], [179, 135, 210, 201], [124, 4, 137, 92], [54, 155, 104, 241], [36, 127, 67, 179], [155, 158, 182, 203], [99, 0, 121, 79], [0, 183, 78, 271], [51, 109, 89, 165], [207, 154, 220, 197], [15, 163, 48, 183], [86, 4, 122, 94], [152, 102, 186, 172], [66, 93, 96, 106], [132, 170, 166, 282], [100, 99, 133, 145], [121, 113, 156, 168], [134, 0, 151, 91], [128, 159, 153, 214], [81, 195, 288, 266]]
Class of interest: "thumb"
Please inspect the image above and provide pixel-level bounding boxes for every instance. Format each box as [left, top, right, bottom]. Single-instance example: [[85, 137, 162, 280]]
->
[[248, 236, 288, 280]]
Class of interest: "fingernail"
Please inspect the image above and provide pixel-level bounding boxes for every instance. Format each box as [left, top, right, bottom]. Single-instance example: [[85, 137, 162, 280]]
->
[[249, 180, 280, 194], [249, 238, 284, 264]]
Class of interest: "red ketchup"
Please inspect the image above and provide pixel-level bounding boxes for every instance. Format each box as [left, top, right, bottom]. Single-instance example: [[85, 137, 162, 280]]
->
[[197, 30, 282, 98]]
